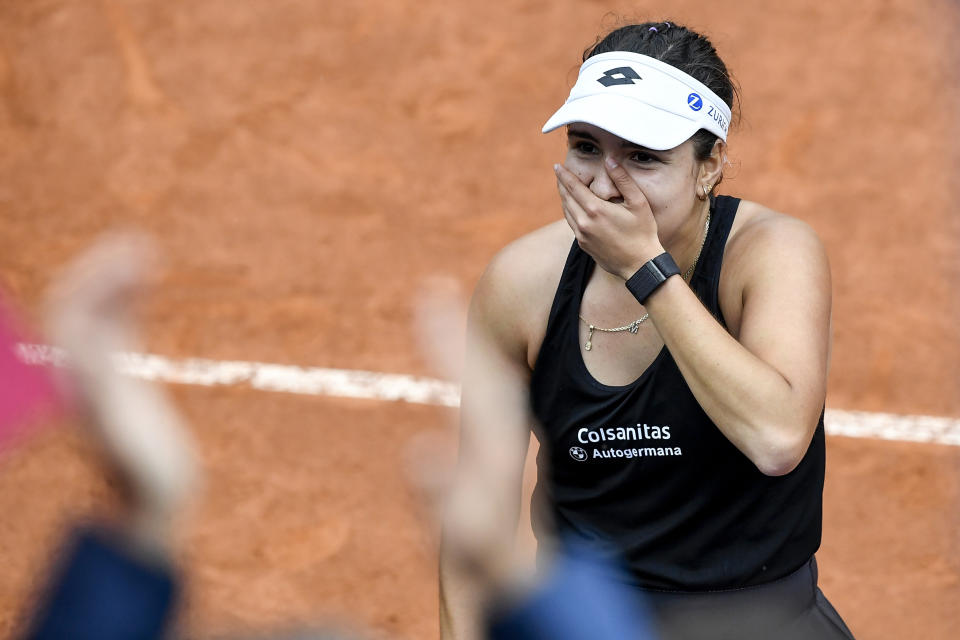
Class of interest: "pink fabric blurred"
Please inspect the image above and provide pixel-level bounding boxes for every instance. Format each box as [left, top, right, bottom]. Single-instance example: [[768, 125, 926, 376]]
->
[[0, 292, 61, 452]]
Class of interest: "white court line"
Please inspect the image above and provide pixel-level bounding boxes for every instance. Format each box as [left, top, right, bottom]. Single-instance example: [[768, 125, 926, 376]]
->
[[15, 343, 960, 447]]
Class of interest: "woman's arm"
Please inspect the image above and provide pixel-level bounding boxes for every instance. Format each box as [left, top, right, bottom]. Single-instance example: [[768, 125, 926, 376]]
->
[[556, 160, 830, 476], [439, 251, 536, 640], [644, 217, 830, 476]]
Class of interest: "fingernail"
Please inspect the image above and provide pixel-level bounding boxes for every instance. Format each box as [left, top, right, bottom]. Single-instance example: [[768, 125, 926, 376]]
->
[[605, 157, 619, 169]]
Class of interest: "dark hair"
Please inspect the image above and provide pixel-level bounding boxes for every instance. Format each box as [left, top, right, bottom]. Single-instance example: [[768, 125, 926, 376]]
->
[[584, 21, 740, 176]]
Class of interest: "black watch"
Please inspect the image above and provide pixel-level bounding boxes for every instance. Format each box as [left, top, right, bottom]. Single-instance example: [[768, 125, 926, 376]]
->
[[625, 253, 680, 304]]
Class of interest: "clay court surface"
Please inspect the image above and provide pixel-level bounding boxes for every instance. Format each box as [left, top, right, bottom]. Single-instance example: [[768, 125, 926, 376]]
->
[[1, 0, 959, 638]]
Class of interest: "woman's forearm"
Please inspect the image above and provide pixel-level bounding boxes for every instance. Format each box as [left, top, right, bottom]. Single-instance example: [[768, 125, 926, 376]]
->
[[644, 277, 826, 476]]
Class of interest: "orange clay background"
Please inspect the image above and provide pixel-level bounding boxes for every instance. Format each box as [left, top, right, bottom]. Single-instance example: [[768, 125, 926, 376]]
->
[[1, 0, 959, 638]]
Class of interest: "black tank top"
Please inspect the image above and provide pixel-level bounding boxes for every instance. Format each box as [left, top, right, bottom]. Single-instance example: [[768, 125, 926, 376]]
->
[[529, 195, 825, 591]]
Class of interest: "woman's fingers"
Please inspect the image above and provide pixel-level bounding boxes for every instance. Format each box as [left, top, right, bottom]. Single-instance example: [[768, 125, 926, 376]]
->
[[556, 178, 580, 232], [604, 157, 647, 209], [554, 163, 599, 218], [555, 159, 651, 220], [552, 161, 662, 279]]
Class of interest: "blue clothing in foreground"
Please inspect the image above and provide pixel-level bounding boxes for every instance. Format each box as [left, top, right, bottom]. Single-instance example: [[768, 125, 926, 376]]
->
[[25, 528, 177, 640], [486, 544, 657, 640], [25, 528, 652, 640]]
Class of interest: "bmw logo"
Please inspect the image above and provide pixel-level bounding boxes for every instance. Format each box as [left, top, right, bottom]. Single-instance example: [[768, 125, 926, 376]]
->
[[569, 446, 588, 462], [687, 93, 703, 111]]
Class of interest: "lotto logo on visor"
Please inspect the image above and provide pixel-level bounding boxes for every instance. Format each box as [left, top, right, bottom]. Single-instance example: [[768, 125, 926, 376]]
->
[[542, 51, 731, 151], [597, 66, 641, 87]]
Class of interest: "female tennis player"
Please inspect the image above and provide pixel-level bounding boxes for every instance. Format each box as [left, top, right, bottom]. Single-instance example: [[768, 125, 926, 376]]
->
[[440, 20, 856, 640]]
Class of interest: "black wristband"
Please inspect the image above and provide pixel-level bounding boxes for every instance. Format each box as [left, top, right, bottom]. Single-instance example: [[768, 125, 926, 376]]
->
[[624, 253, 680, 304]]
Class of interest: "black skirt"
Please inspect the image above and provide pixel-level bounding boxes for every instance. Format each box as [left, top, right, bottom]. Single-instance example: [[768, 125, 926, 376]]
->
[[641, 557, 855, 640]]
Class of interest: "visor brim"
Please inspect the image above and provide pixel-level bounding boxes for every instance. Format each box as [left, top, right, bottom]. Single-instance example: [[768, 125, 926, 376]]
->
[[542, 94, 703, 151]]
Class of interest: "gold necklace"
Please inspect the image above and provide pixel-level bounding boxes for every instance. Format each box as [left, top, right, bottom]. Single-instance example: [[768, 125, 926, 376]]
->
[[579, 211, 710, 352]]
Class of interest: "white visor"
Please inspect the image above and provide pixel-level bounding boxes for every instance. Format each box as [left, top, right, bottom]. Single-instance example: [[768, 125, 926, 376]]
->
[[542, 52, 731, 150]]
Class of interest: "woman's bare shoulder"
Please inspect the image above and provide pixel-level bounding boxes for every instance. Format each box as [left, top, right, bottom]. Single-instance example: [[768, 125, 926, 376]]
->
[[726, 200, 826, 264], [720, 200, 830, 332], [472, 221, 574, 357], [478, 220, 573, 306], [492, 219, 574, 273]]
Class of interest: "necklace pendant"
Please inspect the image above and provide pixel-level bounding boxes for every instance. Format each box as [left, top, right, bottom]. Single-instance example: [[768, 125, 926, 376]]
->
[[629, 320, 640, 334], [585, 340, 592, 351]]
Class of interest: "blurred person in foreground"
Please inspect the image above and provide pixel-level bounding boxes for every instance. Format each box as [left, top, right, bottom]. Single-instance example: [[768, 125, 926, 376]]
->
[[440, 19, 855, 640], [22, 236, 198, 639], [19, 236, 657, 640]]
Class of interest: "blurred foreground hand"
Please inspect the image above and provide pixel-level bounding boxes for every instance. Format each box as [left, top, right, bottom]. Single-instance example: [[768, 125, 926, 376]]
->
[[44, 234, 200, 553], [411, 278, 533, 595]]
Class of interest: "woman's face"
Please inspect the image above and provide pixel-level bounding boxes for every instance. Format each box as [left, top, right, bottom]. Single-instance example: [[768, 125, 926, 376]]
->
[[563, 123, 708, 243]]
